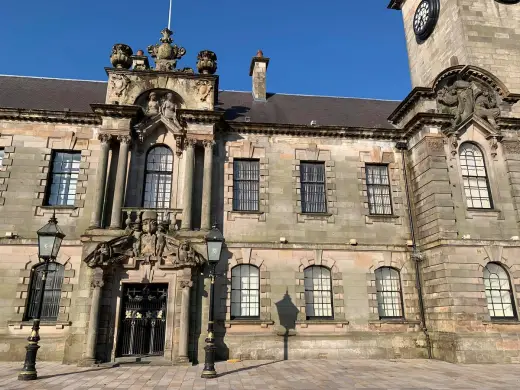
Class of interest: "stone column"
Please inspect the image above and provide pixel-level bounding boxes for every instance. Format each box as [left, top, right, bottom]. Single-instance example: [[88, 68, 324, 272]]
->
[[200, 140, 215, 231], [177, 280, 193, 362], [90, 134, 112, 228], [110, 135, 132, 229], [181, 139, 197, 230], [79, 267, 104, 366]]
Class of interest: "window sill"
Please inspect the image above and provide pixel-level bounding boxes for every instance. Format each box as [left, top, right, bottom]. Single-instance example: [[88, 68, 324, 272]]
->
[[296, 319, 349, 328], [297, 213, 334, 224], [230, 210, 263, 214], [465, 208, 502, 220], [365, 214, 400, 224], [40, 205, 77, 209], [227, 210, 266, 222], [369, 319, 420, 326], [483, 320, 520, 325], [8, 320, 72, 330], [225, 319, 274, 328]]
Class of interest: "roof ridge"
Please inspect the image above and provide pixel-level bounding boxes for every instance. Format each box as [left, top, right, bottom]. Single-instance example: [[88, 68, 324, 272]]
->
[[219, 89, 399, 102], [0, 74, 107, 84]]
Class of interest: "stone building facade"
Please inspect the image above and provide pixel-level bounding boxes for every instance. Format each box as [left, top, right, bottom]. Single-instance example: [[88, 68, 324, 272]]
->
[[0, 0, 520, 365]]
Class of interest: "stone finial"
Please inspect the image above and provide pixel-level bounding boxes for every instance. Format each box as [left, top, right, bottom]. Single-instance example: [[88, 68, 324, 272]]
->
[[110, 43, 133, 69], [147, 28, 186, 71], [196, 50, 217, 75], [256, 50, 264, 58]]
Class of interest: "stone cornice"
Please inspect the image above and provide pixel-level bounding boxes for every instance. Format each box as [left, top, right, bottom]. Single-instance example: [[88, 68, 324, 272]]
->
[[105, 67, 219, 83], [224, 121, 404, 140], [497, 117, 520, 132], [387, 87, 434, 125], [177, 109, 223, 124], [400, 112, 453, 138], [90, 103, 143, 118], [0, 107, 101, 125]]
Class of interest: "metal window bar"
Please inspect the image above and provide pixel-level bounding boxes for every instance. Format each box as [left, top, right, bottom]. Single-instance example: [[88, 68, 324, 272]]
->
[[47, 151, 81, 206], [143, 146, 173, 209], [26, 263, 64, 322], [233, 160, 260, 212], [231, 265, 260, 319], [366, 165, 393, 215], [304, 266, 333, 319], [459, 143, 493, 209], [484, 263, 517, 319], [300, 162, 327, 213], [375, 267, 404, 318]]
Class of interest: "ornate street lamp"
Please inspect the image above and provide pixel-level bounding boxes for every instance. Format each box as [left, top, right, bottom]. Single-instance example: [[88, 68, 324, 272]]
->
[[18, 212, 65, 381], [201, 224, 224, 379]]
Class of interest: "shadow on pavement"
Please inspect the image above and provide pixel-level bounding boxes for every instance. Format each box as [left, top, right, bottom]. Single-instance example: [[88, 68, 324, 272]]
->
[[37, 366, 114, 380], [216, 360, 283, 377]]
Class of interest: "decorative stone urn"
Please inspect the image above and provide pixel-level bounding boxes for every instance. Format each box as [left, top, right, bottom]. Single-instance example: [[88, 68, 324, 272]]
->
[[196, 50, 217, 75], [110, 44, 133, 69], [147, 28, 186, 71]]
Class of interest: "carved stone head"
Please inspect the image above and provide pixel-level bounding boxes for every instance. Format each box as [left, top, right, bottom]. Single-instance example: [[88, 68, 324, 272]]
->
[[141, 210, 158, 235]]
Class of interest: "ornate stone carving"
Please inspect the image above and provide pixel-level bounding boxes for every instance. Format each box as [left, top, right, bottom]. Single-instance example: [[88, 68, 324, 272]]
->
[[180, 280, 193, 289], [110, 74, 130, 98], [490, 136, 499, 158], [98, 133, 112, 144], [145, 92, 161, 116], [436, 78, 500, 128], [117, 135, 132, 145], [449, 134, 459, 156], [147, 28, 186, 71], [175, 135, 183, 157], [86, 238, 129, 268], [110, 44, 133, 69], [196, 80, 213, 102], [196, 50, 217, 75], [183, 138, 197, 150], [425, 137, 444, 154], [161, 92, 177, 120], [203, 140, 215, 149], [91, 279, 104, 289]]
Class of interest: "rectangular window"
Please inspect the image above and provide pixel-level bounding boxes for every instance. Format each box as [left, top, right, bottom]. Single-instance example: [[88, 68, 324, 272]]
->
[[233, 159, 259, 212], [366, 164, 393, 215], [45, 151, 81, 206], [300, 162, 327, 213], [0, 149, 4, 167]]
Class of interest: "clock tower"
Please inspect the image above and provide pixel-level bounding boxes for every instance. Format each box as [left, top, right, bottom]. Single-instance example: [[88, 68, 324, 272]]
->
[[390, 0, 520, 92]]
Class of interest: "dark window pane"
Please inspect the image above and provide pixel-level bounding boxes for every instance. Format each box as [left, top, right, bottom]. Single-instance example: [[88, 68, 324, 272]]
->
[[375, 267, 404, 318], [233, 160, 260, 212], [231, 265, 260, 319], [484, 263, 516, 319], [300, 162, 327, 213], [459, 143, 492, 209], [144, 146, 173, 210], [366, 165, 393, 215], [304, 266, 333, 319], [0, 149, 4, 166], [46, 151, 81, 206], [26, 263, 64, 322]]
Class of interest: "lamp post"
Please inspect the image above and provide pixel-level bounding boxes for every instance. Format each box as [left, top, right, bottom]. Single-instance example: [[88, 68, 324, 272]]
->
[[18, 212, 65, 381], [201, 224, 224, 379]]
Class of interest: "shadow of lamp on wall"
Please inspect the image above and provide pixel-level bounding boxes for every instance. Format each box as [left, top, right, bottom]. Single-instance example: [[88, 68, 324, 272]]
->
[[275, 289, 299, 361]]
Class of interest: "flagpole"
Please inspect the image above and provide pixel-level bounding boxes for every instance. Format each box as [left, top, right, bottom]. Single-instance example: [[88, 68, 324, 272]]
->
[[168, 0, 172, 29]]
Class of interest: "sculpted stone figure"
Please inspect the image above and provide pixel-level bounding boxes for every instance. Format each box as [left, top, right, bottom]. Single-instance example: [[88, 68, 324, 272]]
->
[[474, 90, 500, 127], [87, 242, 111, 268], [146, 92, 160, 116], [161, 92, 177, 119], [140, 211, 159, 256]]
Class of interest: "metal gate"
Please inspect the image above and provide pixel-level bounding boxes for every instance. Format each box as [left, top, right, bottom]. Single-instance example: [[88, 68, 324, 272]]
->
[[118, 284, 168, 357]]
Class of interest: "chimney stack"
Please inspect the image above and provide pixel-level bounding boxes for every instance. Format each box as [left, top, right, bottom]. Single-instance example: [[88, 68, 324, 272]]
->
[[249, 50, 270, 101]]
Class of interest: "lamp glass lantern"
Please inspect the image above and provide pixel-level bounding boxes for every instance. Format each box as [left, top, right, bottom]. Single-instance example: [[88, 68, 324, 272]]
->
[[205, 225, 224, 264], [37, 214, 65, 261]]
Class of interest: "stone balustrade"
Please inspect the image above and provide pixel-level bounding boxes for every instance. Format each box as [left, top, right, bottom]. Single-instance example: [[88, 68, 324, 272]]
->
[[122, 207, 182, 230]]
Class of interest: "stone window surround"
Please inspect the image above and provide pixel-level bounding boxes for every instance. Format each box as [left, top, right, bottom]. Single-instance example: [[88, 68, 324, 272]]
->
[[359, 148, 403, 225], [35, 135, 91, 218], [295, 252, 346, 327], [9, 252, 75, 329], [224, 141, 268, 222], [366, 253, 418, 323], [0, 135, 14, 206], [224, 249, 273, 328], [293, 147, 337, 223]]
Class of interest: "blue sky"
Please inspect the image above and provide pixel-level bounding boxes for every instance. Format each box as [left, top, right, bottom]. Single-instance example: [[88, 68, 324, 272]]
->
[[0, 1, 410, 100]]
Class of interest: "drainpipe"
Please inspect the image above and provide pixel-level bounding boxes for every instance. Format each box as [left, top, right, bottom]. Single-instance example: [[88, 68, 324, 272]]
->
[[396, 141, 432, 359]]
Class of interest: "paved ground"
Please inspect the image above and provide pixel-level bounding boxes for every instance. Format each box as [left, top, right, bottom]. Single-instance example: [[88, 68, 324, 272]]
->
[[0, 360, 518, 389]]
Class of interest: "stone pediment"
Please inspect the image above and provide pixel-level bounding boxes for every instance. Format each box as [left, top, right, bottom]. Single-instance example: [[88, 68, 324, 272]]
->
[[134, 113, 184, 143], [84, 211, 206, 270]]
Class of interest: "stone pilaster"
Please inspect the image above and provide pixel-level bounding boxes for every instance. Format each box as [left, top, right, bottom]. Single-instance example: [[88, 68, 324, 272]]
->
[[201, 140, 215, 230], [181, 139, 197, 230], [110, 135, 132, 229], [90, 134, 111, 228], [177, 279, 193, 362]]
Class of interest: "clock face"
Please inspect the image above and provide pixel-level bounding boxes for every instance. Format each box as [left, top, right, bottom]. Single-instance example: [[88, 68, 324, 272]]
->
[[413, 0, 440, 41]]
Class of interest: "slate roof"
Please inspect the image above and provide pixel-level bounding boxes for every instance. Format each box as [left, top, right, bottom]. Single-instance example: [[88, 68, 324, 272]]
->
[[0, 75, 398, 129]]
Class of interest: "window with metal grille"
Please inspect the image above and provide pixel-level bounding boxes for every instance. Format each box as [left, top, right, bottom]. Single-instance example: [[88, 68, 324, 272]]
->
[[375, 267, 404, 319], [233, 159, 259, 212], [459, 143, 492, 209], [45, 151, 81, 206], [25, 263, 65, 322], [143, 146, 173, 209], [300, 162, 327, 213], [366, 164, 393, 215], [0, 149, 4, 166], [231, 265, 260, 319], [304, 266, 333, 319], [484, 263, 517, 319]]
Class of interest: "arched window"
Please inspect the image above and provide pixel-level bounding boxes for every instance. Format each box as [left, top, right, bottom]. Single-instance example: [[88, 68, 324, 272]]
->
[[375, 267, 404, 319], [459, 143, 492, 209], [25, 263, 65, 321], [231, 265, 260, 319], [304, 266, 333, 319], [143, 146, 173, 209], [484, 263, 517, 319]]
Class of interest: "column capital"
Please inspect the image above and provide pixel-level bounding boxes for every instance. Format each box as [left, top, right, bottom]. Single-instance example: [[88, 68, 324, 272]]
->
[[98, 133, 112, 144], [183, 138, 198, 150], [117, 135, 132, 145], [91, 279, 104, 289], [180, 280, 193, 289], [203, 140, 216, 149]]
